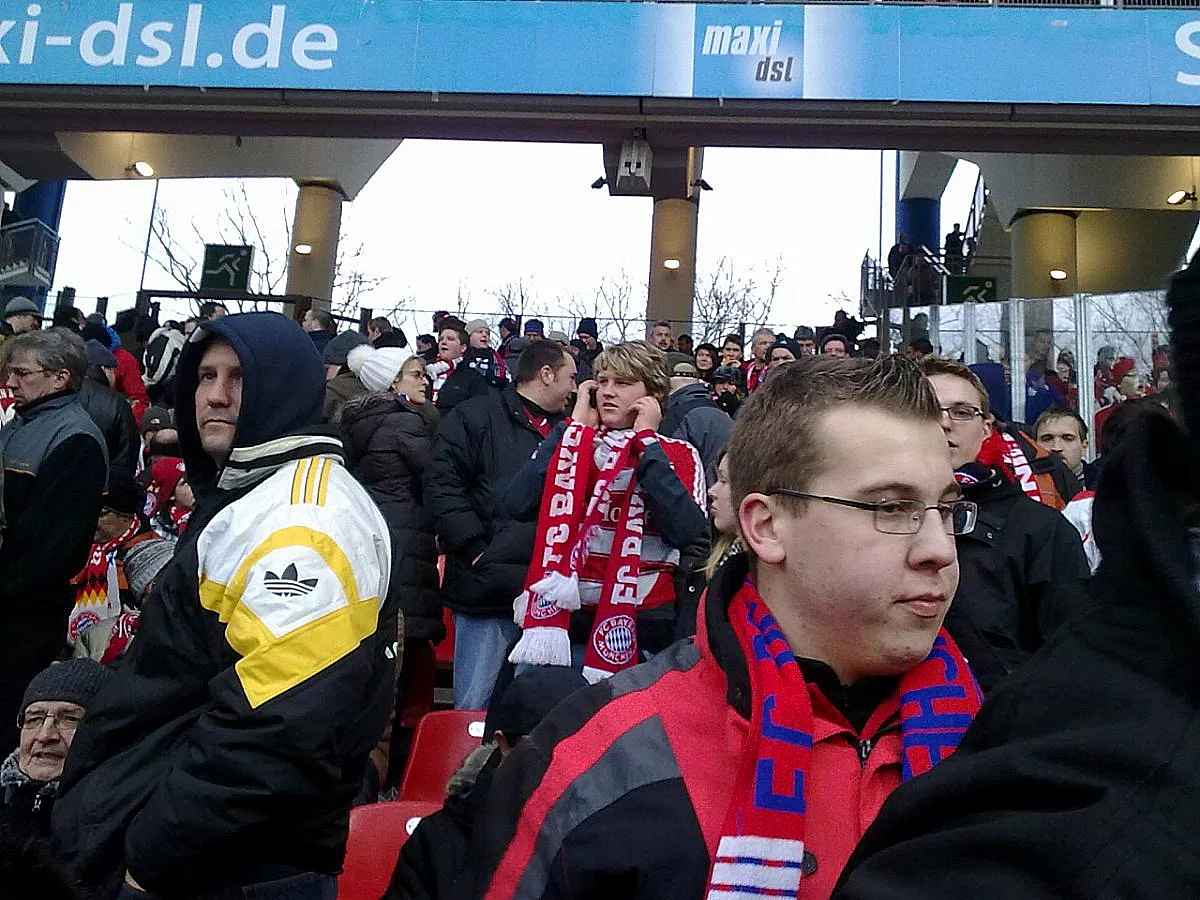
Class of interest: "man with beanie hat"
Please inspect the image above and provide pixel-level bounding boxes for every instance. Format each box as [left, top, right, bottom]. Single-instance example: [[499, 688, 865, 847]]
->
[[385, 667, 588, 900], [55, 313, 395, 900], [0, 329, 107, 751], [321, 330, 372, 424], [3, 296, 43, 336], [3, 659, 108, 837], [523, 319, 545, 341], [81, 320, 150, 424], [465, 319, 511, 387], [68, 471, 158, 647]]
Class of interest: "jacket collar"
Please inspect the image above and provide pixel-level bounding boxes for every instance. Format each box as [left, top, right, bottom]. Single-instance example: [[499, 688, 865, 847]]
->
[[16, 390, 76, 420], [216, 431, 344, 493]]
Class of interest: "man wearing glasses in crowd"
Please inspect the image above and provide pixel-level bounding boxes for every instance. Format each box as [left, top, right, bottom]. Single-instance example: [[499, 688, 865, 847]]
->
[[919, 357, 1090, 693], [0, 330, 106, 749], [471, 356, 983, 899], [3, 659, 108, 837]]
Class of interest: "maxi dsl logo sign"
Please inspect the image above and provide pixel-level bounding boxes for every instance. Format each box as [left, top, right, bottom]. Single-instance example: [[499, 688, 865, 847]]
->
[[692, 10, 803, 98]]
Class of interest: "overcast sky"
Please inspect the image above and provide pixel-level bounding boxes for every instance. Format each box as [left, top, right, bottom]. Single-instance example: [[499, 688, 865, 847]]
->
[[31, 141, 977, 340]]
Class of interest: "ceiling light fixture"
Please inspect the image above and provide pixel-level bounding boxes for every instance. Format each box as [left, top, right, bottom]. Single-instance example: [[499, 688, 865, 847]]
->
[[127, 161, 154, 178], [590, 177, 607, 189], [1168, 189, 1197, 206], [1049, 268, 1068, 281], [294, 243, 313, 255], [663, 258, 681, 270]]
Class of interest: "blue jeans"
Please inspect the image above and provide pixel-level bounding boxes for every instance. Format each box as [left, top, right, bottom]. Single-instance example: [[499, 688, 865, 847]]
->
[[116, 872, 337, 899], [453, 614, 519, 709]]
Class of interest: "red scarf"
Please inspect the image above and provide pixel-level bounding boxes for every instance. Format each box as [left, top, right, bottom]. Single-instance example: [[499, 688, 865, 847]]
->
[[100, 610, 141, 665], [706, 580, 981, 899], [509, 421, 651, 682], [69, 518, 140, 645]]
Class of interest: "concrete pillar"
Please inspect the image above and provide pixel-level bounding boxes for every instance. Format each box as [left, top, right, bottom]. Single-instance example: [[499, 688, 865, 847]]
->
[[285, 182, 343, 309], [897, 196, 941, 256], [646, 197, 699, 334], [1011, 210, 1077, 299]]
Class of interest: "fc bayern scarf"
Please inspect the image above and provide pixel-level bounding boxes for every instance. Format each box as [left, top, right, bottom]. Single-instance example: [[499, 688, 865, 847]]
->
[[706, 580, 981, 899], [509, 420, 648, 683], [69, 518, 140, 645]]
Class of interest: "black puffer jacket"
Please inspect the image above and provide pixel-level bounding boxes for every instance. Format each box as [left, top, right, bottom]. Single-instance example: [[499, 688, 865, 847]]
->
[[426, 389, 563, 618], [340, 392, 444, 642], [78, 372, 140, 478]]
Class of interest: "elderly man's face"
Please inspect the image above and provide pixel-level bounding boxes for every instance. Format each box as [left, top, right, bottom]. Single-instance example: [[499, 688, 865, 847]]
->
[[18, 700, 85, 782]]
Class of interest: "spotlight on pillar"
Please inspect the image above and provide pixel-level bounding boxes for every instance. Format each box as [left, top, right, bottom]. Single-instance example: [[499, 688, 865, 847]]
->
[[590, 177, 607, 190], [691, 179, 713, 192], [1049, 268, 1069, 281], [1167, 189, 1197, 206], [127, 161, 155, 178], [294, 243, 313, 256], [663, 258, 682, 271]]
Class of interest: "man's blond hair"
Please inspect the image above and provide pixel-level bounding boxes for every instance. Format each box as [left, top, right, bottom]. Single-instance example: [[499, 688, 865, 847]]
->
[[917, 356, 991, 416], [594, 341, 670, 400], [730, 356, 940, 512]]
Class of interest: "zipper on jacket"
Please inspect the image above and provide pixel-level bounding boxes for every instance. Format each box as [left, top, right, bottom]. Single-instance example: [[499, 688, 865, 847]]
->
[[857, 738, 873, 767]]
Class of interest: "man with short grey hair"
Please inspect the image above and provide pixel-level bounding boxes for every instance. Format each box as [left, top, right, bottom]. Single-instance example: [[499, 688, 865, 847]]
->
[[3, 296, 43, 336], [0, 328, 107, 749]]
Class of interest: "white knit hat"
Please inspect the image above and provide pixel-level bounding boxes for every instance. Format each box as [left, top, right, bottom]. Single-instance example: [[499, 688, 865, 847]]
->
[[347, 345, 411, 392]]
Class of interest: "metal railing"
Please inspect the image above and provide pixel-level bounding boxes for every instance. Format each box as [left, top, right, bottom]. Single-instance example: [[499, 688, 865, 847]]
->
[[962, 173, 986, 274], [0, 219, 59, 289]]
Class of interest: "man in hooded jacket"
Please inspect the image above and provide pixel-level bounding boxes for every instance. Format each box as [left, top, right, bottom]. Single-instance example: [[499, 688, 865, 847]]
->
[[832, 257, 1200, 899], [53, 313, 395, 900]]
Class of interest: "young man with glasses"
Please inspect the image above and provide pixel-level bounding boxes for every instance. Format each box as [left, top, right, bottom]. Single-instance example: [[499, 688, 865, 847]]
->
[[0, 329, 107, 750], [470, 356, 981, 900], [919, 357, 1091, 693], [3, 659, 108, 838]]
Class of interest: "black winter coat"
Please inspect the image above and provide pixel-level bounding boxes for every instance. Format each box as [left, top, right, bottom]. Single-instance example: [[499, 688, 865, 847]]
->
[[340, 392, 444, 642], [835, 411, 1200, 900], [949, 469, 1092, 693], [426, 389, 563, 618], [78, 375, 140, 478]]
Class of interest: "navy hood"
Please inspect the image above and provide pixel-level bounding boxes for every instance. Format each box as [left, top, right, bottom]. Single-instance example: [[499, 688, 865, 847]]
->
[[175, 312, 326, 493]]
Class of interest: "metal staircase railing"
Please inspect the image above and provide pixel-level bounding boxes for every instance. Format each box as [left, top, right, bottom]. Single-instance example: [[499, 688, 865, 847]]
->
[[0, 219, 60, 289]]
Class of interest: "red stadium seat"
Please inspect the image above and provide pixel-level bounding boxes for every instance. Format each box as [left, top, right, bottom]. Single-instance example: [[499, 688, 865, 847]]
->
[[398, 709, 487, 802], [338, 800, 442, 900]]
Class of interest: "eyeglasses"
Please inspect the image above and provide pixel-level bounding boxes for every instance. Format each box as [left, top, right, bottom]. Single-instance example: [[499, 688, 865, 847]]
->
[[19, 710, 84, 733], [765, 489, 978, 536], [8, 367, 51, 380], [940, 405, 985, 423]]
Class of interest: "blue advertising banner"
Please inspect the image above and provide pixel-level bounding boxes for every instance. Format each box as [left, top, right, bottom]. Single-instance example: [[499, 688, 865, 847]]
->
[[0, 2, 1199, 106]]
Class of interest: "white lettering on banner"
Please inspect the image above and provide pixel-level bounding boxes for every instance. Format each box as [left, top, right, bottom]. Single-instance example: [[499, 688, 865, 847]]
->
[[137, 21, 174, 67], [541, 523, 571, 567], [232, 5, 285, 70], [80, 3, 132, 67], [702, 20, 782, 57], [0, 2, 338, 73], [701, 19, 793, 83], [0, 20, 12, 64], [1177, 21, 1200, 85], [292, 23, 336, 70], [19, 3, 38, 65]]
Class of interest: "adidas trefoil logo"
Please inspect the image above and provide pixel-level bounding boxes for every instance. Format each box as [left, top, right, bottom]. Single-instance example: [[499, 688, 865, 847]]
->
[[263, 563, 319, 598]]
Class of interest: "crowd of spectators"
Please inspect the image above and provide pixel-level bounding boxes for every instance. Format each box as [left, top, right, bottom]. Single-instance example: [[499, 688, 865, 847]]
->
[[0, 285, 1192, 900]]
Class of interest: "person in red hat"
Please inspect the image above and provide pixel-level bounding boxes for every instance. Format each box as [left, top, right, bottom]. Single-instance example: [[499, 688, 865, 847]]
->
[[1094, 357, 1149, 438], [146, 456, 194, 539]]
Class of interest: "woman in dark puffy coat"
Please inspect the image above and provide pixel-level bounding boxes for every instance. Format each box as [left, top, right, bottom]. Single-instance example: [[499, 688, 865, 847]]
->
[[341, 349, 445, 796]]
